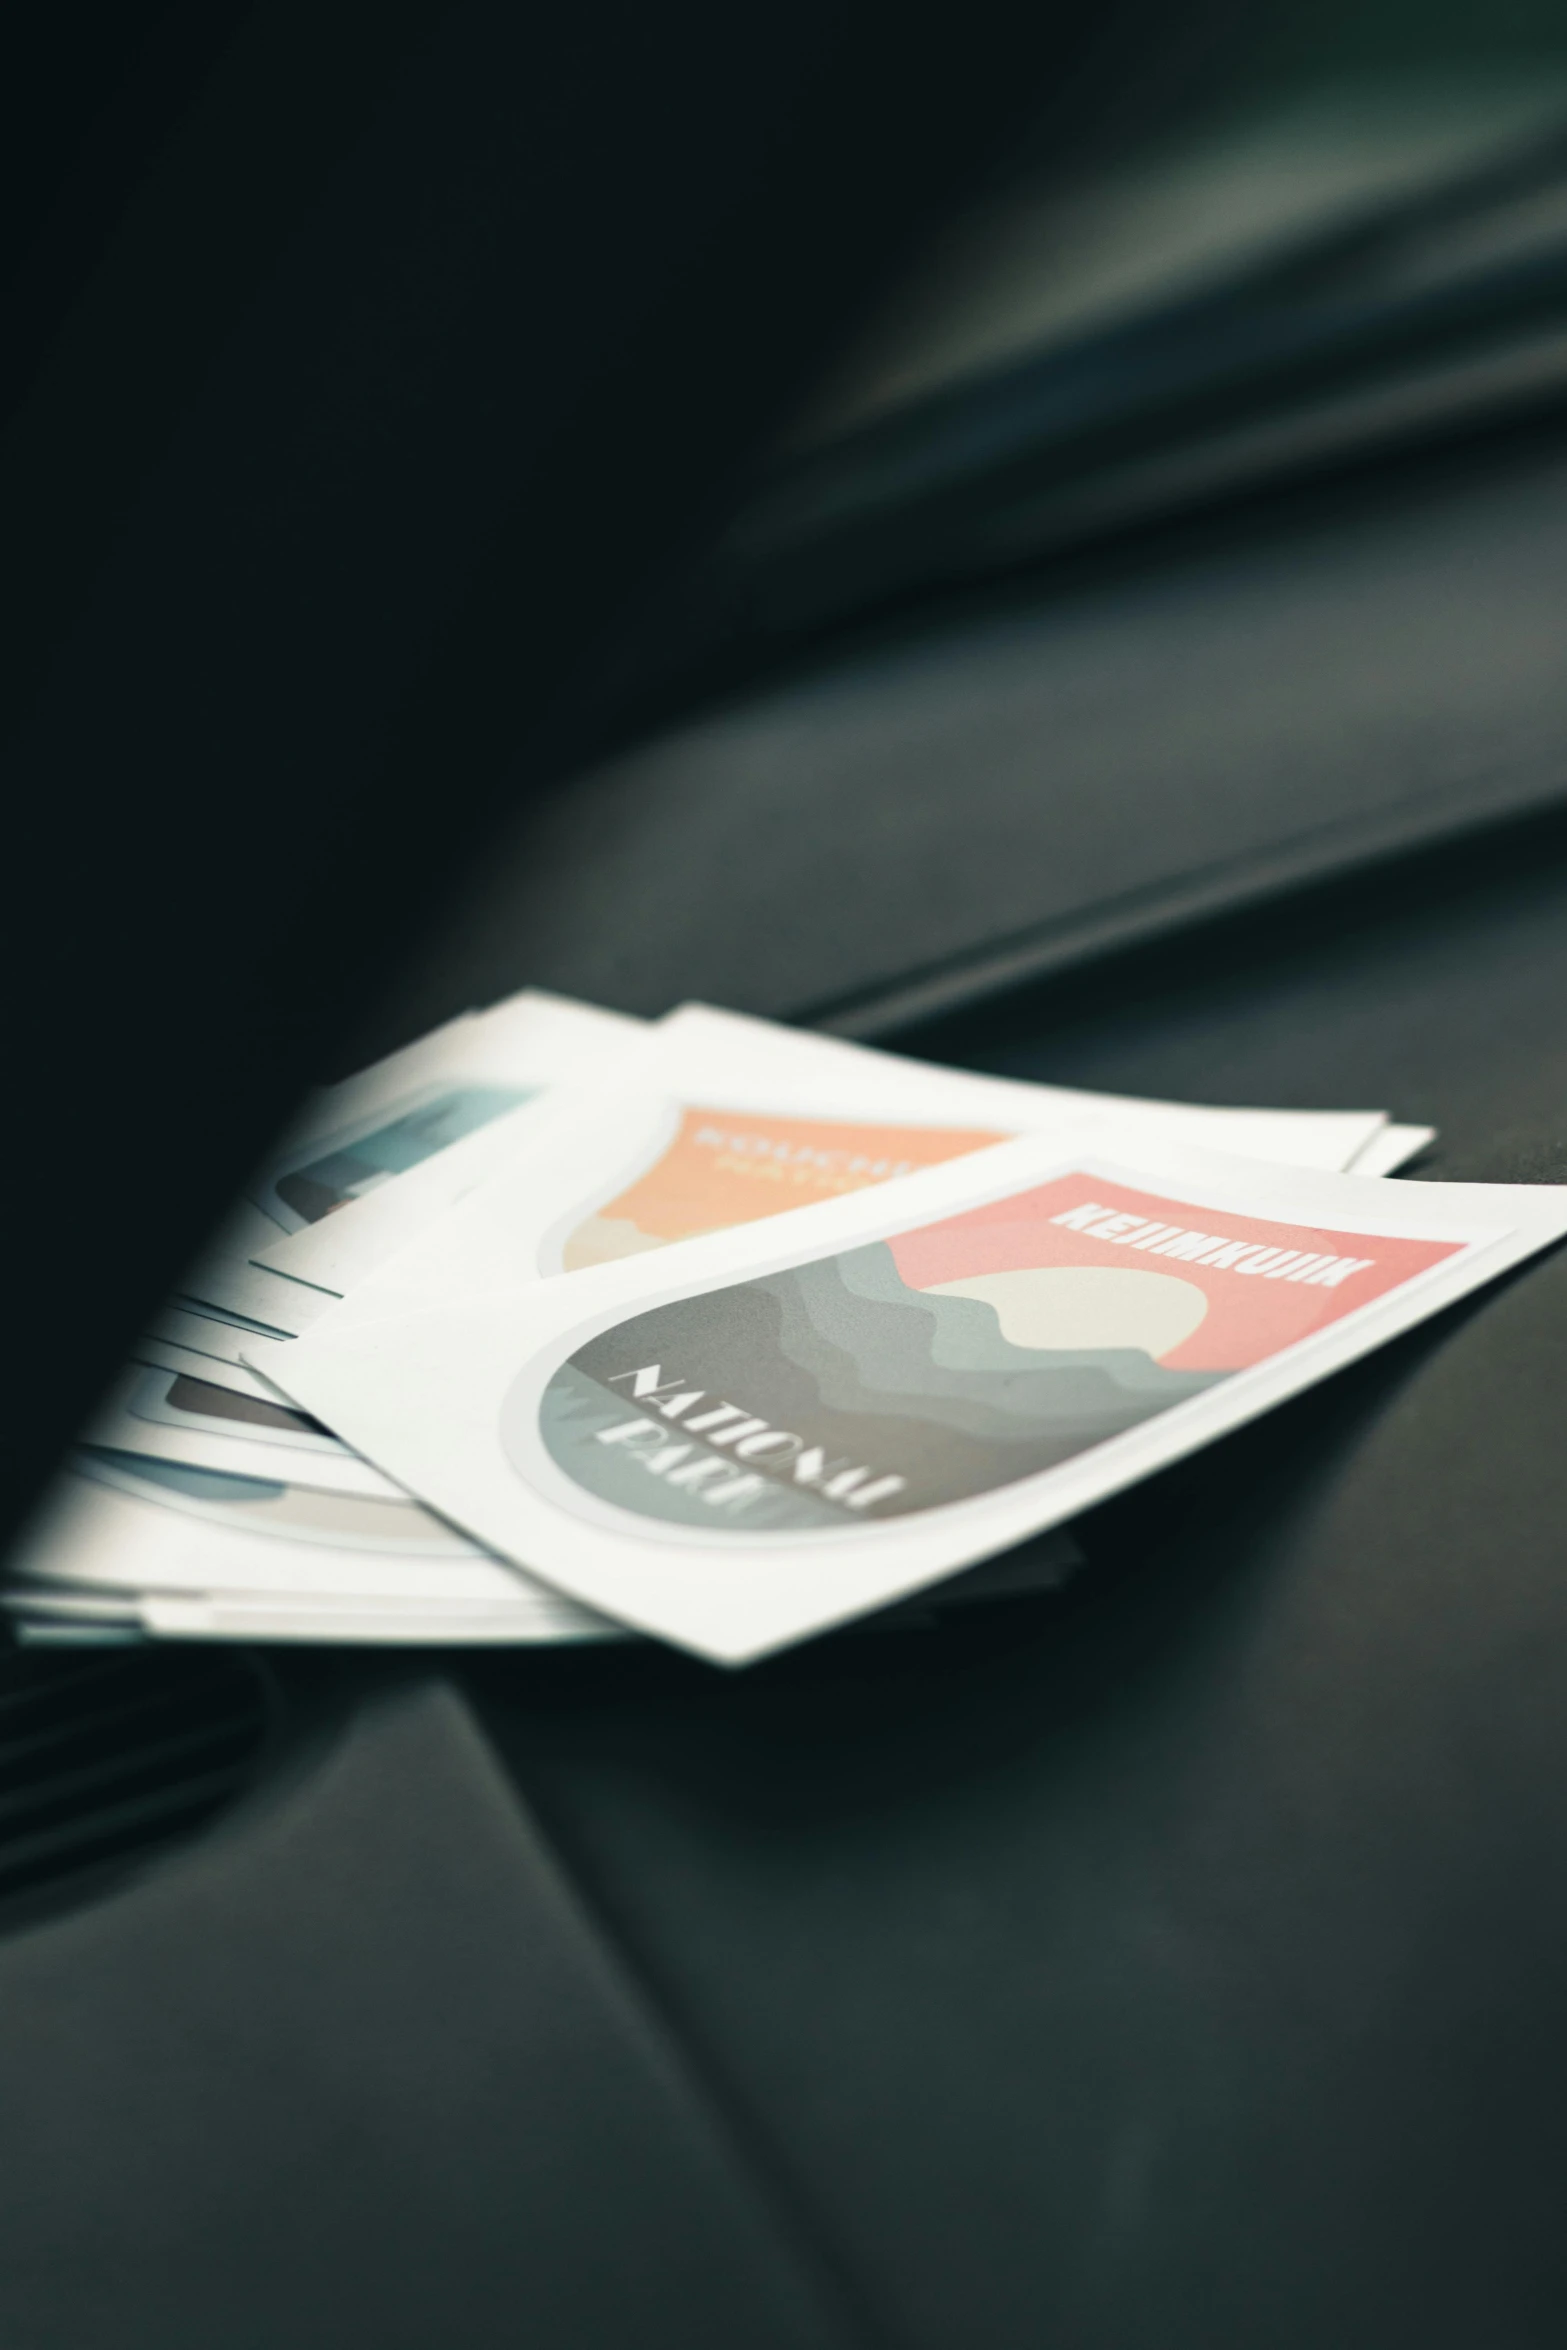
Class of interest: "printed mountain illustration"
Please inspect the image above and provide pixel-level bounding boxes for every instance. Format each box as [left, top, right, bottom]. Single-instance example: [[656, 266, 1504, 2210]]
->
[[531, 1239, 1227, 1531]]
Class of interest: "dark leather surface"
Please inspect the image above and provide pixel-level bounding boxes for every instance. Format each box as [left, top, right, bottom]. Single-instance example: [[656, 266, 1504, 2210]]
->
[[390, 431, 1567, 1039], [14, 12, 1567, 2346], [6, 736, 1567, 2349], [8, 785, 1556, 2348], [10, 393, 1567, 2350], [455, 826, 1567, 2349], [10, 512, 1567, 2348], [0, 1679, 862, 2350]]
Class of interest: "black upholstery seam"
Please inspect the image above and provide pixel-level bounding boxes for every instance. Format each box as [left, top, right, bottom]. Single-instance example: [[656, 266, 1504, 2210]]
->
[[807, 760, 1567, 1044], [454, 1680, 897, 2350]]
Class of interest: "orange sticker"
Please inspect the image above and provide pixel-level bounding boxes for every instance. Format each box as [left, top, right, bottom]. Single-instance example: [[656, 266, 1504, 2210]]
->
[[562, 1106, 1008, 1271]]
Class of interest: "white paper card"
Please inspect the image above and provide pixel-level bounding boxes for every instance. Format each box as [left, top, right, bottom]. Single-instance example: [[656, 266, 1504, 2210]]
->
[[253, 1002, 1396, 1327], [133, 1334, 279, 1401], [132, 1593, 623, 1644], [182, 991, 643, 1323], [10, 1453, 1081, 1645], [272, 1126, 1567, 1663], [148, 1304, 304, 1374], [83, 1364, 405, 1500], [12, 1451, 613, 1627], [1349, 1123, 1437, 1177], [251, 1086, 619, 1307], [125, 1535, 1083, 1644]]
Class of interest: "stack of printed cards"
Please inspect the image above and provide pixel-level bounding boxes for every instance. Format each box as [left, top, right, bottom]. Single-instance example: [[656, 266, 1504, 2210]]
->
[[8, 989, 1558, 1662]]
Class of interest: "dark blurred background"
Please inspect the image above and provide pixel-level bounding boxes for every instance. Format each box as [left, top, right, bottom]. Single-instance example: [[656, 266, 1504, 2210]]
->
[[363, 0, 1567, 1050], [12, 15, 1567, 2350], [9, 0, 1567, 1518]]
